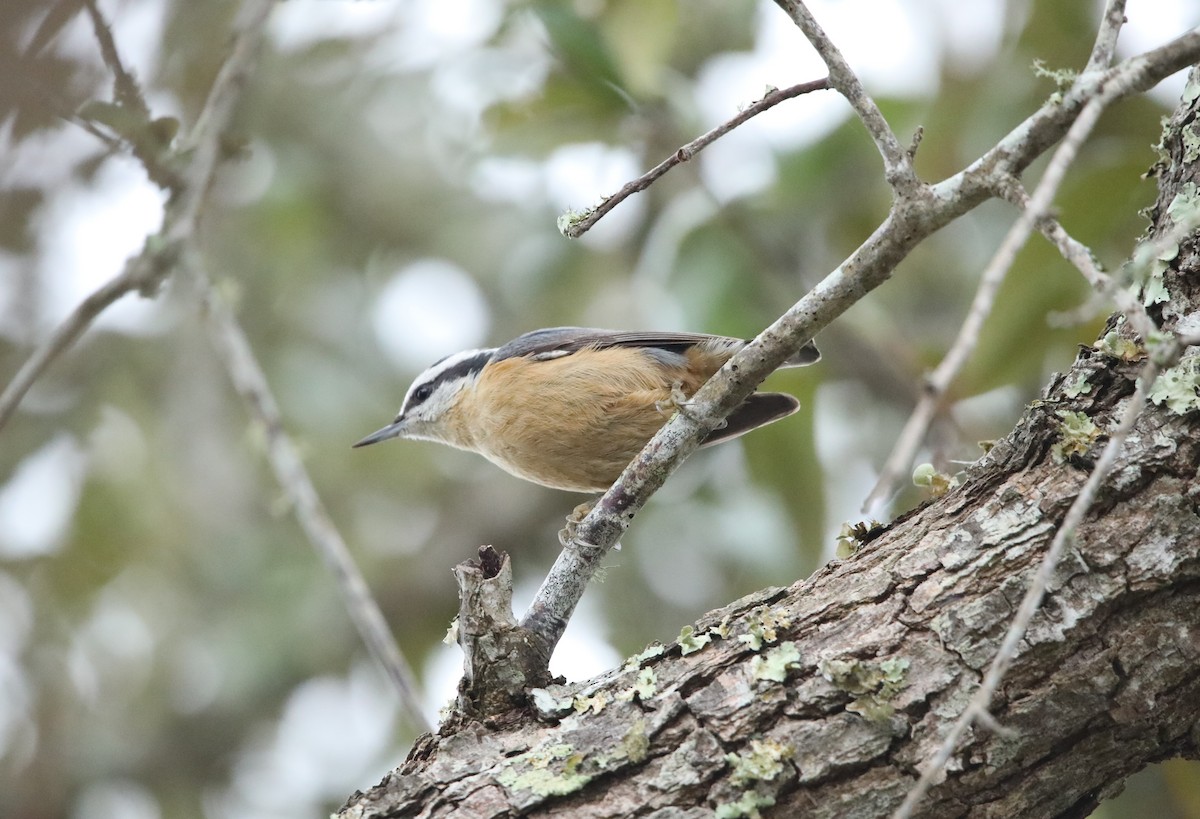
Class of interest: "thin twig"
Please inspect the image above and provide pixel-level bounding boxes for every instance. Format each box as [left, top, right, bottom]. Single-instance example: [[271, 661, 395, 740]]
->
[[772, 0, 920, 195], [560, 78, 831, 239], [864, 78, 1120, 512], [890, 351, 1167, 819], [80, 0, 181, 188], [1085, 0, 1128, 73], [83, 0, 150, 119], [1013, 188, 1159, 341], [66, 111, 125, 151], [188, 253, 431, 734], [862, 228, 1015, 513], [0, 270, 140, 429], [170, 2, 269, 233]]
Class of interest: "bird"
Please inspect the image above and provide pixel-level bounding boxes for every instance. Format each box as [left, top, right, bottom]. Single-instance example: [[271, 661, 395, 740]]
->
[[353, 327, 819, 493]]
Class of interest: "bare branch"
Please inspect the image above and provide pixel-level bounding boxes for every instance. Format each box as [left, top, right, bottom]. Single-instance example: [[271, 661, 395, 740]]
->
[[772, 0, 919, 196], [559, 78, 831, 239], [1014, 189, 1159, 341], [187, 254, 431, 735], [1086, 0, 1128, 72], [0, 0, 274, 432], [83, 0, 150, 119]]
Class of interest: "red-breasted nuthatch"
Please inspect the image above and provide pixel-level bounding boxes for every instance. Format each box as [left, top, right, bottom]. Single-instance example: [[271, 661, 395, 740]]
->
[[353, 327, 819, 493]]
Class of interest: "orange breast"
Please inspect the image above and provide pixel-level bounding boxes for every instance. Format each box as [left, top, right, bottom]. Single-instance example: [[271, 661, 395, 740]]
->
[[468, 346, 728, 492]]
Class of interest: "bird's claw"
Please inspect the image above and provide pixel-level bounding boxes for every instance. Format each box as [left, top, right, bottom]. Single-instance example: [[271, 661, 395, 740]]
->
[[655, 381, 696, 419], [559, 501, 595, 548]]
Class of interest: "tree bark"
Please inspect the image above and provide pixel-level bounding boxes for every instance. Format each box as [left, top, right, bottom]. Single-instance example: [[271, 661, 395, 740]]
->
[[338, 71, 1200, 819]]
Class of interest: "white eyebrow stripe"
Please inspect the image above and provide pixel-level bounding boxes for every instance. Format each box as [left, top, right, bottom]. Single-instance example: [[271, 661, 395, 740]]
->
[[402, 348, 494, 406]]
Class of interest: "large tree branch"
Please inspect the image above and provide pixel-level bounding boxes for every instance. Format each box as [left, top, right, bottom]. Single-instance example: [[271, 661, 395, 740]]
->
[[341, 321, 1200, 816]]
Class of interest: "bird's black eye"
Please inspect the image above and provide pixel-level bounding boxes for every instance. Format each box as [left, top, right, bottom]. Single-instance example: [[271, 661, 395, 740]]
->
[[411, 384, 434, 405]]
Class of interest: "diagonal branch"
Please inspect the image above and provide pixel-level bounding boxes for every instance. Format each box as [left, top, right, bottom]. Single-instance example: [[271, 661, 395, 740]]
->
[[188, 253, 431, 734], [1085, 0, 1128, 73], [559, 77, 832, 239], [771, 0, 920, 196]]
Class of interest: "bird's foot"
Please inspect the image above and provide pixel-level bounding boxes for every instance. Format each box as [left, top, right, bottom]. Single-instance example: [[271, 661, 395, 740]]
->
[[559, 501, 596, 548]]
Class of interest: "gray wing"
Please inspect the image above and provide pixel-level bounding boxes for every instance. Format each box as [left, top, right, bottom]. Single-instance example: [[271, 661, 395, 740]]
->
[[494, 326, 819, 367], [700, 393, 801, 447], [492, 327, 722, 361]]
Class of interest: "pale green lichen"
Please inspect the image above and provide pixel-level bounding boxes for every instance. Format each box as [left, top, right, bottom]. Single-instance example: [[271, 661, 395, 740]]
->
[[737, 607, 792, 651], [678, 625, 712, 655], [1184, 73, 1200, 105], [622, 643, 665, 673], [1064, 373, 1094, 399], [1166, 182, 1200, 226], [1094, 331, 1142, 361], [620, 718, 650, 764], [617, 667, 657, 702], [715, 791, 776, 819], [726, 738, 794, 786], [1032, 59, 1078, 88], [1148, 353, 1200, 414], [835, 520, 882, 558], [835, 522, 861, 558], [820, 657, 910, 722], [713, 615, 733, 640], [530, 687, 573, 715], [912, 463, 956, 496], [1182, 120, 1200, 164], [1051, 410, 1101, 463], [572, 690, 609, 715], [1126, 232, 1178, 307], [750, 641, 801, 683], [715, 739, 794, 818], [497, 743, 591, 796], [556, 208, 592, 237]]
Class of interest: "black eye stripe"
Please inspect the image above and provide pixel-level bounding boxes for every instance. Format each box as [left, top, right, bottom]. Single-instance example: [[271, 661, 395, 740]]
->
[[405, 351, 492, 410]]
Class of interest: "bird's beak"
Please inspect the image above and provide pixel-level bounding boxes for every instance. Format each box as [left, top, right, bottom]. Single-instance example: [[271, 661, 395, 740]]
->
[[352, 418, 407, 448]]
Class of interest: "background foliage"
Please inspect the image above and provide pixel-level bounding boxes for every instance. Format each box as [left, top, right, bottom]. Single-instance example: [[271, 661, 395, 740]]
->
[[1, 1, 1197, 817]]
